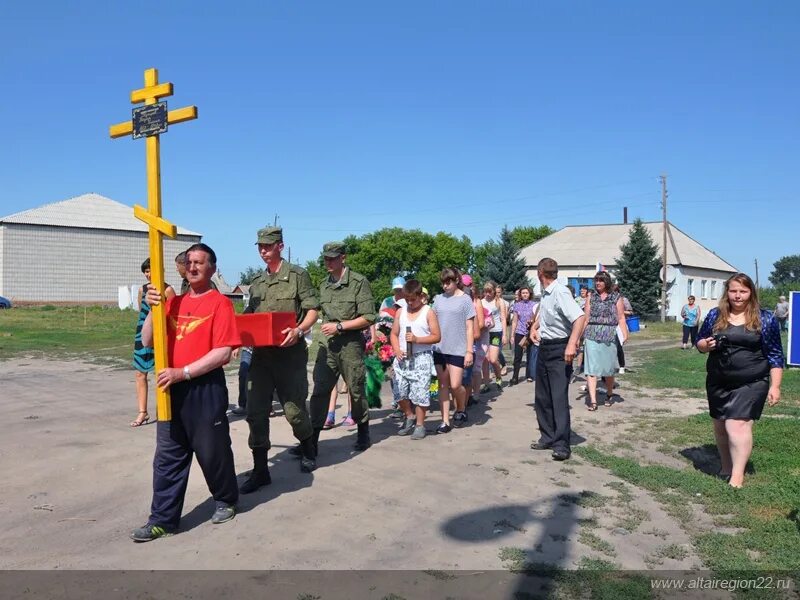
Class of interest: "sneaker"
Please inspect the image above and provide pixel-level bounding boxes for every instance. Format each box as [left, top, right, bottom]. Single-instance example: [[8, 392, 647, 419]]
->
[[411, 425, 427, 440], [453, 411, 468, 427], [231, 405, 247, 416], [480, 384, 491, 394], [397, 416, 416, 436], [495, 377, 503, 388], [389, 409, 404, 420], [618, 367, 625, 374], [211, 503, 236, 524], [130, 523, 173, 542], [436, 423, 452, 434], [340, 416, 356, 427], [322, 414, 336, 430]]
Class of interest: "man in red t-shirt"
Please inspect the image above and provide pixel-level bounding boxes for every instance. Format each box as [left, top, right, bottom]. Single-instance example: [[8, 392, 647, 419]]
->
[[130, 243, 241, 543]]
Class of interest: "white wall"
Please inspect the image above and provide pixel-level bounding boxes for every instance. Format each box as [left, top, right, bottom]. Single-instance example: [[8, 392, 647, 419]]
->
[[0, 223, 200, 302]]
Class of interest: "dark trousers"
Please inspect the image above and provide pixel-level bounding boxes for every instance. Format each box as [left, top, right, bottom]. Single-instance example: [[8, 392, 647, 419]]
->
[[149, 369, 239, 530], [247, 344, 313, 449], [237, 348, 252, 408], [513, 333, 537, 380], [310, 333, 369, 429], [682, 325, 698, 345], [534, 340, 573, 453], [615, 337, 625, 368]]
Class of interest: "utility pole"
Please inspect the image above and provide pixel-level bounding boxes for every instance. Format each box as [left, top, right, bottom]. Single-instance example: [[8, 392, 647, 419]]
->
[[660, 174, 668, 322], [754, 258, 760, 288]]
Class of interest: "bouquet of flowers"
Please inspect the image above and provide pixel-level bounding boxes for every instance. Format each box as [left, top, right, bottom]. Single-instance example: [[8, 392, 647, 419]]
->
[[366, 330, 395, 367]]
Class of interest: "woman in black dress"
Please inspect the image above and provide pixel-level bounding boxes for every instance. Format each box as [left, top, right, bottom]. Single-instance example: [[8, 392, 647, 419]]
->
[[696, 273, 784, 488]]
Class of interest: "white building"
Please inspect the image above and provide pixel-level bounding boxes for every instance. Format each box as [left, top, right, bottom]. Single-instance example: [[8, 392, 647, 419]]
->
[[0, 193, 202, 303], [518, 221, 738, 319]]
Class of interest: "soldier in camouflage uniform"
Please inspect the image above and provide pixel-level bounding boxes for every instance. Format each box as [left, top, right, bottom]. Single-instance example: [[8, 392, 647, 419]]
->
[[239, 226, 320, 494], [308, 242, 376, 453]]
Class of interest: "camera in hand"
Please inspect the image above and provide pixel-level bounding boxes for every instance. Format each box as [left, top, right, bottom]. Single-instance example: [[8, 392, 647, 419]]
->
[[713, 334, 729, 350]]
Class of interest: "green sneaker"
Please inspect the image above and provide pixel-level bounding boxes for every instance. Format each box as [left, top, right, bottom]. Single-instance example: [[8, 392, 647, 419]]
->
[[130, 524, 173, 542], [211, 503, 236, 524]]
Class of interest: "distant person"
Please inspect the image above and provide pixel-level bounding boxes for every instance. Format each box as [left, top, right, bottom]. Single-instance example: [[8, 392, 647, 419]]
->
[[131, 258, 175, 427], [510, 286, 537, 385], [681, 295, 701, 349], [482, 282, 506, 389], [577, 285, 589, 310], [390, 279, 441, 439], [495, 285, 510, 374], [580, 272, 628, 411], [432, 267, 475, 432], [530, 258, 585, 461], [613, 284, 633, 374], [696, 273, 784, 488], [775, 295, 790, 333], [130, 243, 240, 542]]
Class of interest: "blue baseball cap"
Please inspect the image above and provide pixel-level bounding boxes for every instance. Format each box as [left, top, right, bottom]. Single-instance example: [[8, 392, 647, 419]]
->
[[392, 276, 406, 290]]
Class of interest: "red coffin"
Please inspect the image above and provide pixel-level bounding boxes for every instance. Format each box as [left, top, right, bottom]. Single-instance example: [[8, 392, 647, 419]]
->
[[235, 312, 296, 347]]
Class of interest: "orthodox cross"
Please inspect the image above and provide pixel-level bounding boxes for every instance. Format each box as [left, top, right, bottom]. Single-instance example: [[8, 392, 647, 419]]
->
[[109, 68, 198, 421]]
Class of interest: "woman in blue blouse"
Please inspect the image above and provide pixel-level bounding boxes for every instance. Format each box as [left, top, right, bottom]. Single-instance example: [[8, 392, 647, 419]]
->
[[696, 273, 784, 488]]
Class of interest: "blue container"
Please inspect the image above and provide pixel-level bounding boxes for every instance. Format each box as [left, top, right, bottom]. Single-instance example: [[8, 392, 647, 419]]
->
[[626, 316, 640, 333]]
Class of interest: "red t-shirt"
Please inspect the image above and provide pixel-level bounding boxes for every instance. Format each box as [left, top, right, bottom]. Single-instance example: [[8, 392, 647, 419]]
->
[[165, 290, 241, 368]]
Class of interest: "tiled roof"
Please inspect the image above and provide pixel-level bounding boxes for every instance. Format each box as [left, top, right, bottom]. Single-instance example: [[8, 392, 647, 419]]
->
[[519, 221, 737, 273], [0, 193, 201, 236]]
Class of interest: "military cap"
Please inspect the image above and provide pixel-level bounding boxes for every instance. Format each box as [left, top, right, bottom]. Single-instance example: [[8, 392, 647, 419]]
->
[[322, 241, 346, 258], [256, 226, 283, 244]]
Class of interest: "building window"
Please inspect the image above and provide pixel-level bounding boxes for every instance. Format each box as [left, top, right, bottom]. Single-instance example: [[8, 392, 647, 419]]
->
[[701, 280, 708, 298], [687, 279, 694, 296], [710, 280, 717, 300]]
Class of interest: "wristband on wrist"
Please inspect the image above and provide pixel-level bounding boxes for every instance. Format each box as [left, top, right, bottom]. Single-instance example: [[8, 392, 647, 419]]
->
[[183, 366, 191, 381]]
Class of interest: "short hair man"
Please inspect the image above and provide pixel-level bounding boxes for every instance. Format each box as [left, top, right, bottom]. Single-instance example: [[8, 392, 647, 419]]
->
[[239, 227, 320, 494], [131, 243, 241, 542], [530, 258, 585, 461], [309, 242, 376, 452], [775, 295, 790, 333]]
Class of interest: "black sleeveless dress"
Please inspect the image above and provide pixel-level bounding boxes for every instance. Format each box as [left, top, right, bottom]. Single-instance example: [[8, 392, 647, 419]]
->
[[706, 324, 770, 420]]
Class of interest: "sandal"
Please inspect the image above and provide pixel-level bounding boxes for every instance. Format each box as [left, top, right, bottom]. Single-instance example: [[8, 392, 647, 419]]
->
[[604, 397, 613, 407], [587, 403, 598, 412], [130, 411, 150, 427]]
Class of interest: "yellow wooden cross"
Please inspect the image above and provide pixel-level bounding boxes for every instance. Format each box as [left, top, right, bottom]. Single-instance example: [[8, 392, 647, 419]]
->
[[109, 68, 198, 421]]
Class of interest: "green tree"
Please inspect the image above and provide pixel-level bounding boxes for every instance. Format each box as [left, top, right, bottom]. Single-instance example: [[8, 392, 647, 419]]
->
[[472, 240, 500, 282], [768, 254, 800, 287], [510, 225, 554, 250], [303, 228, 474, 302], [239, 266, 263, 285], [484, 226, 528, 290], [615, 218, 661, 317]]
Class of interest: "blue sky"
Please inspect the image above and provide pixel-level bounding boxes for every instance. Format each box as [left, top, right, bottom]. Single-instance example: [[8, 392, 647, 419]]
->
[[1, 1, 798, 284]]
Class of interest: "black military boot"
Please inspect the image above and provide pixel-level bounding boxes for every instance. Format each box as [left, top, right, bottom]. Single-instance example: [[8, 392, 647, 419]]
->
[[239, 448, 271, 494], [353, 422, 371, 451], [299, 436, 317, 473]]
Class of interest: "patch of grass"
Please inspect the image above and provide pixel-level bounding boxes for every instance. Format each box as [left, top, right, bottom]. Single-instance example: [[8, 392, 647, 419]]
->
[[422, 570, 454, 581], [605, 481, 634, 503], [575, 556, 618, 571], [576, 411, 800, 572], [0, 306, 137, 364], [494, 519, 527, 533], [613, 507, 650, 533], [578, 531, 616, 557], [297, 595, 320, 600], [643, 528, 669, 539], [577, 490, 609, 508], [553, 480, 570, 488], [578, 517, 600, 529], [494, 466, 509, 476], [655, 544, 689, 561], [560, 466, 577, 474], [628, 344, 799, 410], [498, 546, 528, 571]]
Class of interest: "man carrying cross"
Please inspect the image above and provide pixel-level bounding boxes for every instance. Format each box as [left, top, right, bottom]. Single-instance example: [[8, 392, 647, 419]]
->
[[130, 243, 240, 542]]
